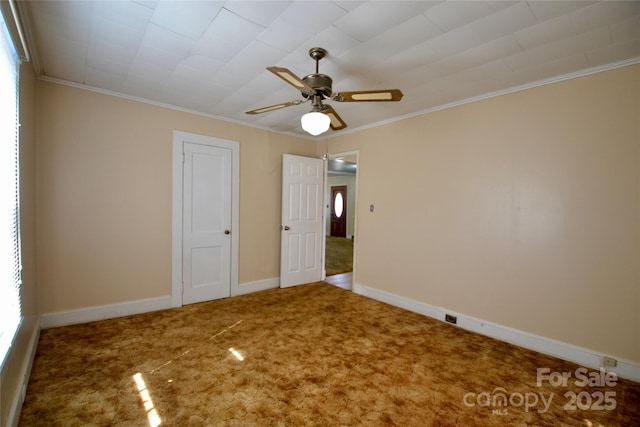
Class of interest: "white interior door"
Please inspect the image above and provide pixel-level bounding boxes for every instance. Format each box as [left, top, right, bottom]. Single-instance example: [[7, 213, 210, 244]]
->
[[281, 154, 324, 288], [182, 142, 232, 304]]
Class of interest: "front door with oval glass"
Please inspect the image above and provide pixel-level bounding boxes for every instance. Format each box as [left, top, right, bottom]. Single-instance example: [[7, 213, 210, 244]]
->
[[330, 185, 347, 238]]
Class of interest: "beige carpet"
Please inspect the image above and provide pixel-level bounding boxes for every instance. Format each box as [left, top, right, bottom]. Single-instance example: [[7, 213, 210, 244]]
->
[[20, 283, 639, 426], [325, 236, 353, 276]]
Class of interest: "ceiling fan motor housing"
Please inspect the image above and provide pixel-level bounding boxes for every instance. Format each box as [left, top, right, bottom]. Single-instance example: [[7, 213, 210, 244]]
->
[[302, 73, 333, 99]]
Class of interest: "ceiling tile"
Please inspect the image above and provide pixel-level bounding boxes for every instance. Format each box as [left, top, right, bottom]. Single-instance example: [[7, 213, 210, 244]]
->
[[525, 0, 596, 22], [426, 24, 481, 57], [30, 0, 94, 25], [504, 26, 612, 72], [176, 55, 225, 77], [226, 41, 289, 77], [210, 64, 258, 90], [210, 89, 257, 116], [424, 1, 503, 32], [256, 2, 348, 54], [508, 53, 590, 85], [470, 2, 537, 44], [586, 39, 640, 67], [333, 1, 366, 13], [30, 12, 89, 46], [193, 32, 241, 63], [570, 1, 640, 34], [199, 81, 236, 108], [258, 26, 317, 54], [205, 7, 265, 43], [151, 1, 224, 40], [89, 19, 144, 56], [171, 62, 213, 84], [91, 1, 154, 32], [139, 24, 194, 59], [280, 27, 361, 73], [374, 13, 442, 50], [514, 13, 580, 50], [550, 26, 612, 58], [85, 66, 126, 90], [334, 1, 436, 42], [610, 15, 640, 44], [430, 35, 522, 76], [273, 1, 348, 33], [86, 47, 133, 75], [374, 42, 443, 74], [223, 1, 291, 28], [35, 32, 87, 64], [128, 52, 174, 82], [386, 62, 440, 91], [121, 74, 163, 99]]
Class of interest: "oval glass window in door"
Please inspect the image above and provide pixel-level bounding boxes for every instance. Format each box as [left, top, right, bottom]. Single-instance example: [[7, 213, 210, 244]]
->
[[334, 192, 344, 218]]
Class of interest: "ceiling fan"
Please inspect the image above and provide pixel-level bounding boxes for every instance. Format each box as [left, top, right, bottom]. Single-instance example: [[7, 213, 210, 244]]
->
[[246, 47, 403, 136]]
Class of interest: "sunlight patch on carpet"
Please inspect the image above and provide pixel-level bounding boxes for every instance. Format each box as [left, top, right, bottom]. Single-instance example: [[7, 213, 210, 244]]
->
[[229, 347, 244, 361], [133, 373, 162, 427]]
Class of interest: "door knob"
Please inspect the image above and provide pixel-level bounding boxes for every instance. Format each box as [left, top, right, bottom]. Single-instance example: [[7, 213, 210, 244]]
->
[[224, 229, 230, 235], [283, 226, 290, 231]]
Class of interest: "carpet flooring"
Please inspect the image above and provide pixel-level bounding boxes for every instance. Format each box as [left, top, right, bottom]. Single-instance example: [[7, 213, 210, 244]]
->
[[20, 283, 639, 426], [325, 236, 353, 276]]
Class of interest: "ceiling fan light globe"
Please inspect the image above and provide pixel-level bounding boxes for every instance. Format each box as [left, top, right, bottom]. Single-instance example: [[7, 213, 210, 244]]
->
[[301, 111, 330, 136]]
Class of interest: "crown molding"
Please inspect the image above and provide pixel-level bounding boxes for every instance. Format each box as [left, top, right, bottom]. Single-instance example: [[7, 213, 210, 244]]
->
[[38, 56, 639, 142], [329, 56, 640, 139], [37, 75, 318, 141]]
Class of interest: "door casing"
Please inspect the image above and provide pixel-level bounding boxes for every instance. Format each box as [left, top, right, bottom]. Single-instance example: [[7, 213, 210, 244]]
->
[[172, 131, 239, 307], [326, 151, 359, 283]]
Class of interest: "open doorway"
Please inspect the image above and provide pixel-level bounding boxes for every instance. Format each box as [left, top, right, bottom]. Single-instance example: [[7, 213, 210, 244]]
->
[[325, 152, 357, 290]]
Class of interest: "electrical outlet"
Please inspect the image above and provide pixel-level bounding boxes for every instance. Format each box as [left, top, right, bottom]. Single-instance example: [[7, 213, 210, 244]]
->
[[445, 314, 457, 325], [603, 357, 617, 368]]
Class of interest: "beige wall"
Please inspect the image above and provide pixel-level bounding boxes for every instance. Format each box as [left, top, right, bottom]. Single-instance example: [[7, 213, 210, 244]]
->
[[325, 65, 640, 363], [36, 82, 315, 314], [30, 64, 640, 365], [1, 62, 39, 427]]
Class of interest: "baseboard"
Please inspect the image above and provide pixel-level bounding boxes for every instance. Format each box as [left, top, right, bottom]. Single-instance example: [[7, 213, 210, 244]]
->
[[233, 277, 279, 296], [5, 318, 40, 427], [40, 296, 173, 329], [353, 283, 640, 383], [40, 279, 282, 329]]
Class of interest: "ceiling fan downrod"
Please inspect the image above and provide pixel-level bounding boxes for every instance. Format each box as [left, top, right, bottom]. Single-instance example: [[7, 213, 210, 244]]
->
[[309, 47, 327, 73]]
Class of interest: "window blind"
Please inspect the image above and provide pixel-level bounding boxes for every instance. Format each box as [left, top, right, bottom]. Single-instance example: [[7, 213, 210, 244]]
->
[[0, 8, 22, 365]]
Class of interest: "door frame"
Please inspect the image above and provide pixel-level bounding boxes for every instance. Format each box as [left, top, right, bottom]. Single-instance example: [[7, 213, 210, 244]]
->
[[172, 131, 240, 307], [325, 150, 359, 283]]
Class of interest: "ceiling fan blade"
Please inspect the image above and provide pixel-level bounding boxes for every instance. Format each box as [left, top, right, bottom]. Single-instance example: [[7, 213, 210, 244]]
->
[[267, 66, 314, 93], [245, 100, 304, 115], [333, 89, 403, 102], [322, 105, 347, 131]]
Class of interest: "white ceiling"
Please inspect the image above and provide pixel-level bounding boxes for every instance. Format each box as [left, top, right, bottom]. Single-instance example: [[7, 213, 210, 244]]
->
[[22, 0, 640, 138]]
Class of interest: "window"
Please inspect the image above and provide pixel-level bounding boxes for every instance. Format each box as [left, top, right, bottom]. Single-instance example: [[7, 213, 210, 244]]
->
[[0, 8, 22, 364], [334, 192, 344, 218]]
